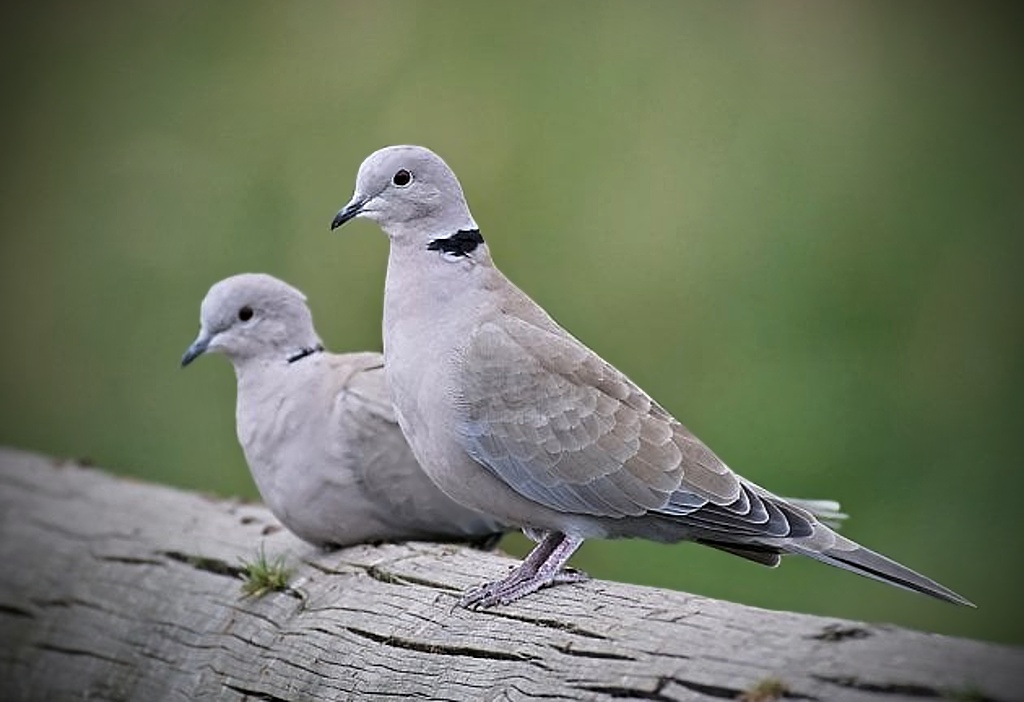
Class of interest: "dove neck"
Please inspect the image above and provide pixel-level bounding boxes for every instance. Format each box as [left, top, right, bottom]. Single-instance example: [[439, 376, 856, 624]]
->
[[232, 345, 325, 455], [231, 334, 325, 387], [383, 237, 494, 359], [387, 234, 490, 293]]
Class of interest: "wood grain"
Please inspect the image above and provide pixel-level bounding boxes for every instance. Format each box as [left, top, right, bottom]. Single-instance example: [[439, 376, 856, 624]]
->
[[0, 447, 1020, 701]]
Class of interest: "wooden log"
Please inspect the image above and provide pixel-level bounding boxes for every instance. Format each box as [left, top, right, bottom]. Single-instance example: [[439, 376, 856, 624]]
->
[[0, 446, 1020, 701]]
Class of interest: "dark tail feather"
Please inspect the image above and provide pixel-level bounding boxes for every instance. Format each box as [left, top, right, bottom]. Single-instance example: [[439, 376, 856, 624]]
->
[[787, 539, 974, 607], [700, 540, 783, 567]]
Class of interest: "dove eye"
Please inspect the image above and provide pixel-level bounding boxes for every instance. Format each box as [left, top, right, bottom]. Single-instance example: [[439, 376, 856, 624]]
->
[[238, 306, 254, 322], [392, 169, 412, 187]]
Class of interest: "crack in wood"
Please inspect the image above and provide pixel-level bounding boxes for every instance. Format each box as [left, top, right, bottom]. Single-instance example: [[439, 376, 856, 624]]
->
[[362, 563, 410, 586], [482, 610, 610, 640], [33, 642, 131, 667], [671, 678, 747, 700], [223, 682, 291, 701], [162, 550, 245, 579], [0, 603, 34, 619], [811, 675, 1000, 701], [580, 676, 820, 702], [308, 554, 463, 593], [550, 642, 636, 661], [95, 554, 167, 566], [344, 625, 543, 665], [303, 560, 345, 576], [810, 624, 873, 642], [363, 564, 461, 592], [28, 596, 124, 619], [575, 676, 678, 701]]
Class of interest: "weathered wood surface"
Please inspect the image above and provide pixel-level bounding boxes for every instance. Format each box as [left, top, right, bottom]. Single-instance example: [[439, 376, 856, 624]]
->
[[0, 447, 1020, 702]]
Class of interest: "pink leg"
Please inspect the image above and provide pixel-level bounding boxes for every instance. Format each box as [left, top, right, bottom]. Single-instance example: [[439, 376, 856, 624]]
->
[[459, 532, 588, 609]]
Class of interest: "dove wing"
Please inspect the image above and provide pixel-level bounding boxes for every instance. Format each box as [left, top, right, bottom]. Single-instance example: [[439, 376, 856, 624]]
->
[[455, 317, 728, 512]]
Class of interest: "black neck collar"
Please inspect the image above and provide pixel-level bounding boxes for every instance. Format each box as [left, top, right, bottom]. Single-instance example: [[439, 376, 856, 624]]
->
[[427, 228, 484, 257], [287, 343, 324, 364]]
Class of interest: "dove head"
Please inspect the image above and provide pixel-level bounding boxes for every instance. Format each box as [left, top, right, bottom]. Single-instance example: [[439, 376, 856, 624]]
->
[[181, 273, 323, 368], [331, 145, 478, 243]]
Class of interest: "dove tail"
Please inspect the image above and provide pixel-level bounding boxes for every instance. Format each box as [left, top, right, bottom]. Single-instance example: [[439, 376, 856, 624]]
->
[[786, 537, 974, 607]]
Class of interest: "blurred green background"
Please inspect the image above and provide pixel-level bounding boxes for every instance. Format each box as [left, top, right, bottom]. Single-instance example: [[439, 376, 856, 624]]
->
[[1, 1, 1021, 645]]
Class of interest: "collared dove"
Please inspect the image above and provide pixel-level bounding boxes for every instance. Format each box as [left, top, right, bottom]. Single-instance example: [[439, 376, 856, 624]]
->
[[330, 145, 972, 609], [181, 273, 506, 548]]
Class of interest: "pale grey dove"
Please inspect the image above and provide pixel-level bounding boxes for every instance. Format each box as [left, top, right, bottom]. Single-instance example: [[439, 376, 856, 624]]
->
[[181, 273, 506, 548], [330, 145, 971, 608]]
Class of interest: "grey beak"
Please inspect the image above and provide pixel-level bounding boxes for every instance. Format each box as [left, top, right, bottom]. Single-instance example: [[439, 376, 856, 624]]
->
[[180, 334, 211, 367], [331, 195, 367, 230]]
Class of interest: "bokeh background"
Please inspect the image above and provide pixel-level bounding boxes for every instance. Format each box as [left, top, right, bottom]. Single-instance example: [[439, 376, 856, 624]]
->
[[1, 1, 1021, 645]]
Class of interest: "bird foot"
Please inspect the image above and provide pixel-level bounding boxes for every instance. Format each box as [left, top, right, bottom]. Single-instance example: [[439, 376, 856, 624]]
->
[[458, 568, 589, 609]]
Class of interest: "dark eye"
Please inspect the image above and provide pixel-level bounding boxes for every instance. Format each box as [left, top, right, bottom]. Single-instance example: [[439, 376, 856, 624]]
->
[[392, 169, 412, 187], [238, 306, 253, 322]]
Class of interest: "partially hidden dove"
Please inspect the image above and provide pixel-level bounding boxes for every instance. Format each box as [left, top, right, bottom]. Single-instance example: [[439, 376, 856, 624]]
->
[[181, 273, 506, 548], [330, 145, 972, 609]]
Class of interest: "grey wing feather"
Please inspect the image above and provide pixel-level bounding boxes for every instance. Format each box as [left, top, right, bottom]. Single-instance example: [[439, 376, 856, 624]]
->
[[324, 355, 410, 493], [457, 318, 694, 517], [329, 355, 397, 423], [457, 317, 811, 543]]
